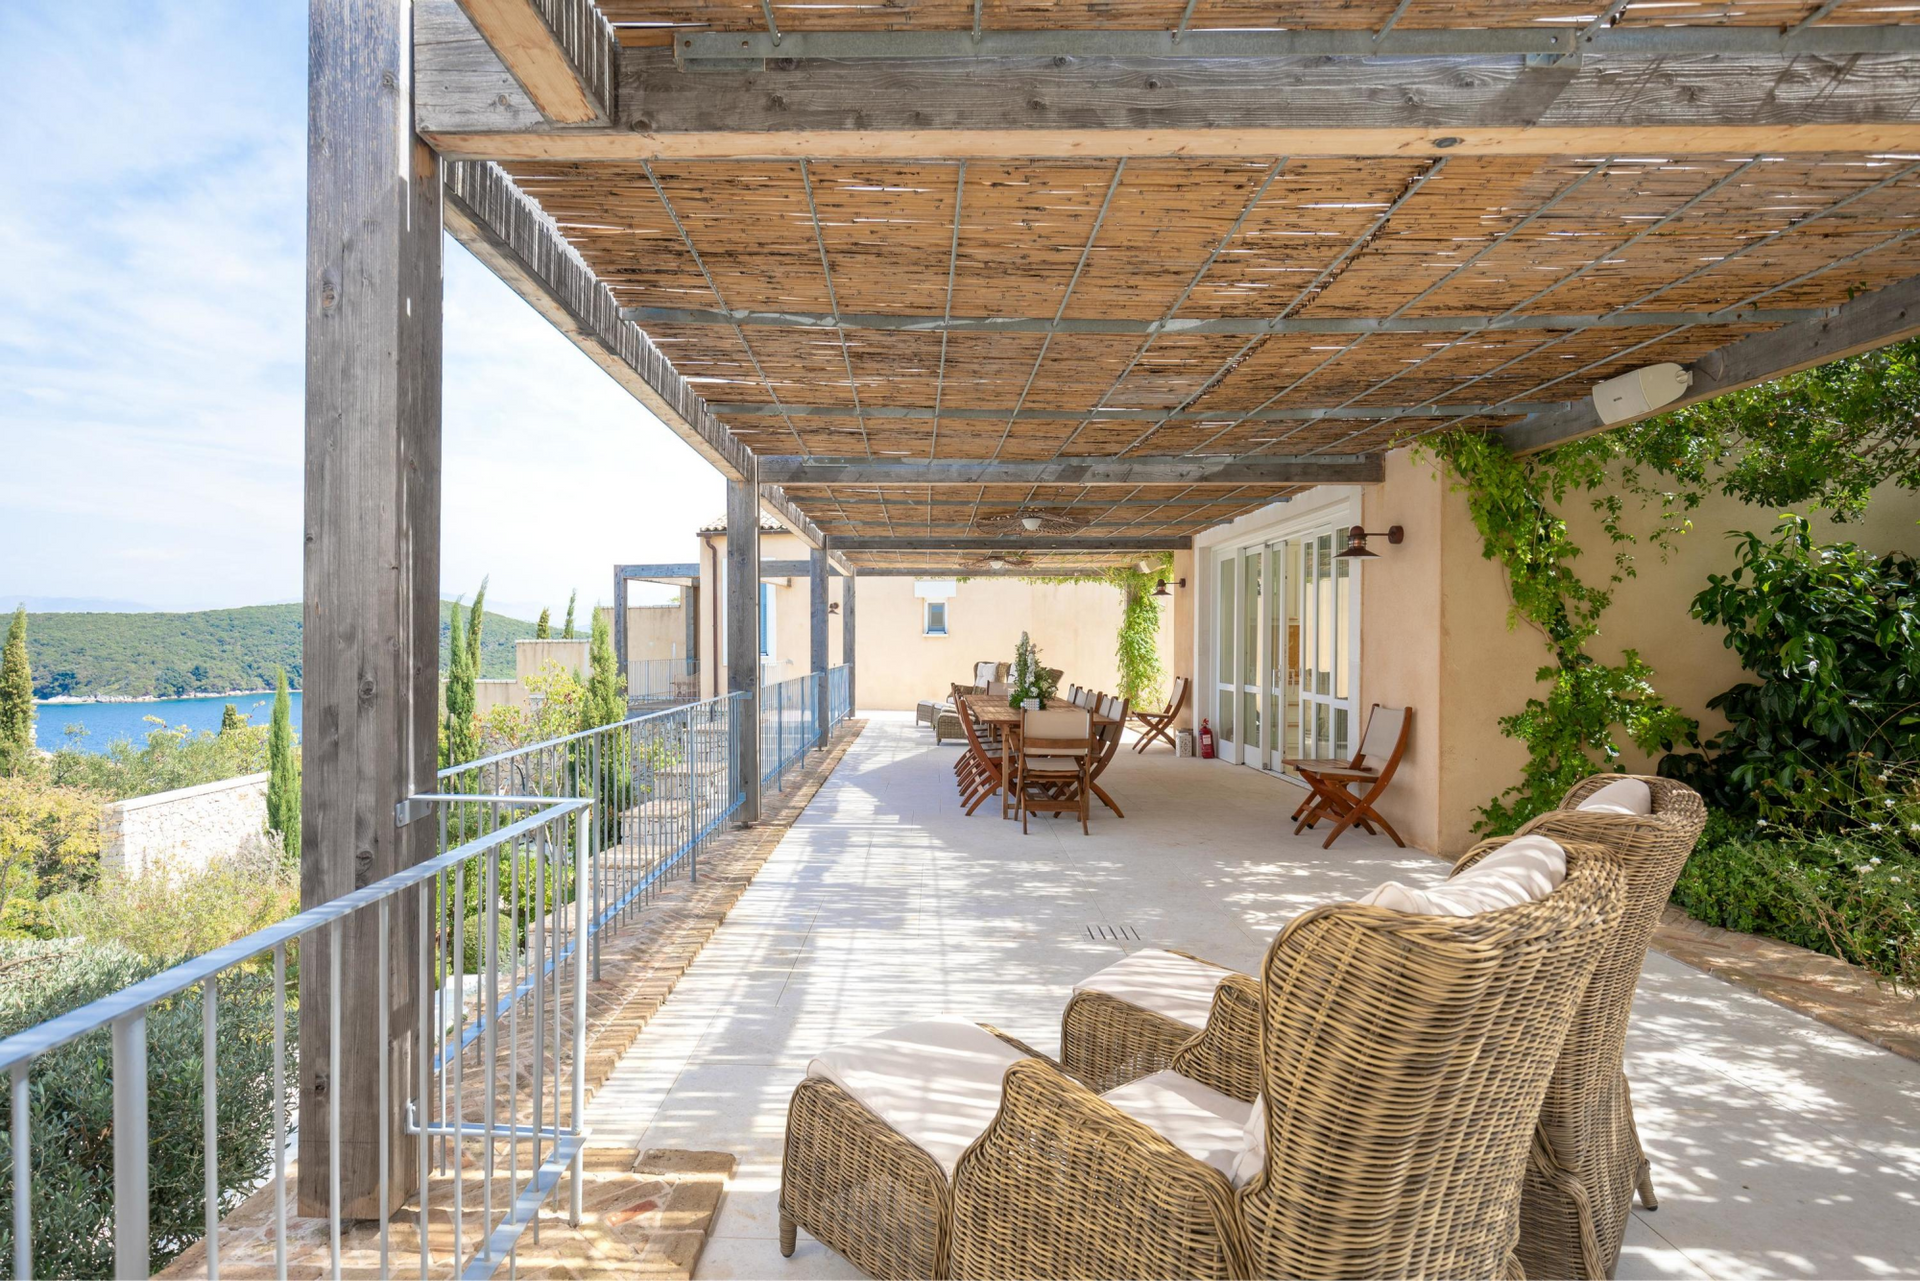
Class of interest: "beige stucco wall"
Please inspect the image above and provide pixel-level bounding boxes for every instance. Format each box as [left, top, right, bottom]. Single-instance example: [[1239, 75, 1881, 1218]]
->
[[1359, 449, 1920, 857], [691, 529, 1175, 712], [1169, 548, 1196, 730]]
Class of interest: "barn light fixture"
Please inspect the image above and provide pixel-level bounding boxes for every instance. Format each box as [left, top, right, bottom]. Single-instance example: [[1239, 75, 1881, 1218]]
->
[[1152, 577, 1187, 597], [1335, 525, 1404, 559]]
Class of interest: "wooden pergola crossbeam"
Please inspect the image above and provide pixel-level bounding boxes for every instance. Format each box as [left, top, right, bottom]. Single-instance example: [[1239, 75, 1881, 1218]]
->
[[452, 0, 616, 122], [755, 456, 1382, 486], [828, 536, 1191, 551], [1500, 271, 1920, 454], [711, 402, 1554, 423], [619, 305, 1825, 336], [672, 25, 1920, 65]]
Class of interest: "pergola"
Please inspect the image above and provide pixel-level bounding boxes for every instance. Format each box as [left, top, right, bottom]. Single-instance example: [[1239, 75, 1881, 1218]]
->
[[302, 0, 1920, 1222]]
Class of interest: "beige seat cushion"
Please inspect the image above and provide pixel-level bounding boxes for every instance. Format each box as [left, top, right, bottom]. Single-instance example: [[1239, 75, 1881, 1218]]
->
[[806, 1016, 1029, 1176], [1357, 834, 1567, 916], [1101, 1070, 1256, 1185], [1072, 948, 1231, 1031], [1578, 776, 1654, 816]]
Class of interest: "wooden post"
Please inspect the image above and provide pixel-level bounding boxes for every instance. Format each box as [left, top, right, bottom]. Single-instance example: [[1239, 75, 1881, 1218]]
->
[[810, 548, 829, 746], [842, 574, 856, 717], [612, 567, 628, 691], [726, 463, 761, 822], [301, 0, 438, 1221], [684, 583, 700, 691]]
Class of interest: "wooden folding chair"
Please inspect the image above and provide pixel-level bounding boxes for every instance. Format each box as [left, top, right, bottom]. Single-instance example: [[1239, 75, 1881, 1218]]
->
[[1129, 676, 1189, 753], [1282, 704, 1411, 849], [956, 696, 1009, 816], [1013, 706, 1094, 834], [1086, 694, 1129, 817]]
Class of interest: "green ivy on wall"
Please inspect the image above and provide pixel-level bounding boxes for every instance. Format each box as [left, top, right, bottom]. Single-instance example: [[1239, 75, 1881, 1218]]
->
[[1004, 552, 1173, 713], [1424, 431, 1697, 834]]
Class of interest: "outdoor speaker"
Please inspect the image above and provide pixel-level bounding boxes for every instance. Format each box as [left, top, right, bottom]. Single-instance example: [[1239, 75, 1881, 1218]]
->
[[1591, 362, 1693, 425]]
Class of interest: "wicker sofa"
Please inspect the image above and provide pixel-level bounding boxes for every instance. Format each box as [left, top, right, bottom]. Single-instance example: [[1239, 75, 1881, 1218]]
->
[[781, 838, 1625, 1279], [1057, 773, 1706, 1280]]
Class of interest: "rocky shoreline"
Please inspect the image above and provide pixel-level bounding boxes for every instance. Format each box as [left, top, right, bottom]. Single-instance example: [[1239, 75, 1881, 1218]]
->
[[37, 689, 285, 705]]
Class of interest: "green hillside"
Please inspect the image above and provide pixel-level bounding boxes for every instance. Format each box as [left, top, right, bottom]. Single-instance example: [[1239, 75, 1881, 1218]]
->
[[20, 602, 539, 699]]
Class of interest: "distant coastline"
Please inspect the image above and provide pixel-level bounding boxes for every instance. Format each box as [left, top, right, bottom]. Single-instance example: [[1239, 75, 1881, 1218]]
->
[[38, 688, 293, 705]]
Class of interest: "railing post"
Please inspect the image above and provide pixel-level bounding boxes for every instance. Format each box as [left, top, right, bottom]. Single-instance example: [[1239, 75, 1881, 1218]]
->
[[111, 1012, 148, 1280]]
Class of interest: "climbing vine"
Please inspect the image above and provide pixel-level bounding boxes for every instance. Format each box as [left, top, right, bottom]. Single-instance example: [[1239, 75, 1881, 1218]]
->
[[1006, 553, 1172, 713], [1423, 431, 1698, 834]]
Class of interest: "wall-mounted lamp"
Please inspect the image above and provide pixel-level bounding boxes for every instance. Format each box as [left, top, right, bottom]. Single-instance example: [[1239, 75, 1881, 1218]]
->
[[1152, 577, 1187, 597], [827, 601, 841, 615], [1335, 525, 1404, 559]]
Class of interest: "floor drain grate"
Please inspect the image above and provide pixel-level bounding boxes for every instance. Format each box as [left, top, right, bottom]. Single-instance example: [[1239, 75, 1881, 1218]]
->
[[1087, 924, 1141, 941]]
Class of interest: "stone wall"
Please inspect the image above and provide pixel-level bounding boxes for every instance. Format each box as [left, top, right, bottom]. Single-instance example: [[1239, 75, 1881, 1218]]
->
[[99, 772, 270, 876]]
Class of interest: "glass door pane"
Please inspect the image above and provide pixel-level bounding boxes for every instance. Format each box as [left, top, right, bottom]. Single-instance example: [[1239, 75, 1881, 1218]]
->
[[1214, 554, 1235, 746], [1241, 550, 1261, 758]]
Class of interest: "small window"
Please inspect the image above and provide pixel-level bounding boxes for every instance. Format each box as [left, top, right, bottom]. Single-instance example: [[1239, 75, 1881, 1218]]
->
[[923, 600, 948, 636]]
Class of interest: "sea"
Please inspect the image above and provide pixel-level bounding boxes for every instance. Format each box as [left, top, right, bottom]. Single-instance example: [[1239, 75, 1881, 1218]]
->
[[34, 692, 302, 754]]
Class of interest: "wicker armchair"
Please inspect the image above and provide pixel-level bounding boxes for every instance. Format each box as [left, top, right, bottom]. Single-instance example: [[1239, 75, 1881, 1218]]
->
[[947, 840, 1625, 1280], [1057, 773, 1706, 1280], [1498, 775, 1708, 1279]]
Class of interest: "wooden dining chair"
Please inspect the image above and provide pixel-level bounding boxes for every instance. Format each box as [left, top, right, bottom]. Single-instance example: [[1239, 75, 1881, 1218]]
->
[[1013, 706, 1095, 834], [955, 696, 1008, 816], [1130, 676, 1190, 753], [1088, 695, 1130, 817], [1283, 704, 1412, 849]]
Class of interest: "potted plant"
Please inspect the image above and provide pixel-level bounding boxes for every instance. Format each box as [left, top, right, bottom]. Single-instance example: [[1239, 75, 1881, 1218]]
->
[[1009, 632, 1059, 710]]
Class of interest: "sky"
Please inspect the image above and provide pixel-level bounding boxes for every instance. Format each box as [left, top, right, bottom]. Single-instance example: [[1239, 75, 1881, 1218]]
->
[[0, 3, 722, 620]]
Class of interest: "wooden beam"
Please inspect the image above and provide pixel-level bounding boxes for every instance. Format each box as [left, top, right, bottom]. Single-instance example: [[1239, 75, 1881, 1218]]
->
[[753, 455, 1384, 486], [849, 566, 1132, 577], [726, 466, 761, 822], [712, 400, 1554, 424], [810, 549, 829, 747], [1500, 272, 1920, 453], [623, 303, 1823, 338], [302, 0, 434, 1220], [440, 160, 752, 480], [760, 483, 856, 576], [830, 536, 1192, 551], [841, 575, 856, 715], [451, 0, 614, 123], [416, 43, 1920, 160]]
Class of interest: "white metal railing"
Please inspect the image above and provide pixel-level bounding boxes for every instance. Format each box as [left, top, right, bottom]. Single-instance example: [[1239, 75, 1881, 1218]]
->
[[0, 693, 754, 1279]]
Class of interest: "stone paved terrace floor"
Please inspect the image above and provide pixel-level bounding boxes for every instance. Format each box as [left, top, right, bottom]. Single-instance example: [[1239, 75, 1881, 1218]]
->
[[585, 714, 1920, 1281]]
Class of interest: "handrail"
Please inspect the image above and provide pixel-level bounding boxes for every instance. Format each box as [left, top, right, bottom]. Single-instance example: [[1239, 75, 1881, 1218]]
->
[[440, 691, 747, 780], [0, 799, 588, 1074]]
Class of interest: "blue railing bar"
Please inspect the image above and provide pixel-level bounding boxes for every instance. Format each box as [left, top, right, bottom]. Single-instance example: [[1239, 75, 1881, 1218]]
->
[[410, 1120, 571, 1142], [0, 798, 591, 1072], [458, 1131, 587, 1280]]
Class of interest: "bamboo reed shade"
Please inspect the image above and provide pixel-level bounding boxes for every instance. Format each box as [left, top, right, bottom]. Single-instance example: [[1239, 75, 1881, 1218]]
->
[[596, 1, 1911, 46], [502, 149, 1920, 565]]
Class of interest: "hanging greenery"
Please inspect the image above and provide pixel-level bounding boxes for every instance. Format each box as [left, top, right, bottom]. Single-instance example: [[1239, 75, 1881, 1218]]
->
[[1424, 432, 1698, 833], [1002, 553, 1172, 712]]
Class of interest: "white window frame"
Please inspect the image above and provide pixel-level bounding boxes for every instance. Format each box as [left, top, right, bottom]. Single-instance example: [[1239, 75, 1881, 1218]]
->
[[923, 599, 949, 636]]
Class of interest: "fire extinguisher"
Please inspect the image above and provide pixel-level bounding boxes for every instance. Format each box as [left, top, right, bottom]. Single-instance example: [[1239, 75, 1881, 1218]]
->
[[1198, 718, 1215, 759]]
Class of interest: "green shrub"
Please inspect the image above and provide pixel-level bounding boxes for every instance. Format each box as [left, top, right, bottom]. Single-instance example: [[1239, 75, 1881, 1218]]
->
[[49, 835, 298, 964], [0, 938, 289, 1278], [1674, 762, 1920, 992], [1671, 516, 1919, 817], [44, 718, 269, 803]]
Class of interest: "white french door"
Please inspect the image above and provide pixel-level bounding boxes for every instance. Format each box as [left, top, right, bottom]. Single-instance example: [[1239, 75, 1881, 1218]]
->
[[1211, 526, 1360, 770]]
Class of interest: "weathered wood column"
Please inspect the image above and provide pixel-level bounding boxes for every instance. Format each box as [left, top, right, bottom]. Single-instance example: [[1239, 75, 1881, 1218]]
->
[[612, 567, 629, 687], [726, 462, 761, 822], [301, 0, 438, 1220], [810, 547, 829, 746], [842, 574, 856, 717]]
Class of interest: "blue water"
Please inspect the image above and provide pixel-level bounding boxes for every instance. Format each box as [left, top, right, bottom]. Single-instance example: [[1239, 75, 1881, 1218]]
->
[[34, 692, 302, 753]]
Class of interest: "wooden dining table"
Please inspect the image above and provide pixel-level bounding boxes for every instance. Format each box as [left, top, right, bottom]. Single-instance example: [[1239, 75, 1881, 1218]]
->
[[961, 694, 1127, 819]]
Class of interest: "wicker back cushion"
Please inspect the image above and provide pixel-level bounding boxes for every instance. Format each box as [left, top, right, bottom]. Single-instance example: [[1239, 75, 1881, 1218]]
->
[[1577, 777, 1653, 815], [1240, 842, 1622, 1279], [1357, 835, 1565, 916]]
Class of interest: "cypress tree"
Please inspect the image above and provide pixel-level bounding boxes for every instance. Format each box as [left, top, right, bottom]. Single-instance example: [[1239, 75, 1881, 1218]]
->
[[563, 589, 577, 640], [536, 608, 551, 640], [220, 703, 245, 735], [0, 606, 33, 774], [266, 667, 300, 862], [467, 577, 488, 675], [445, 602, 476, 765], [582, 607, 625, 729]]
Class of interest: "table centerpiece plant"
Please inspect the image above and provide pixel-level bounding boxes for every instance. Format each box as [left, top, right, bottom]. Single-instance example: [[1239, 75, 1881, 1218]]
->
[[1008, 632, 1059, 710]]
